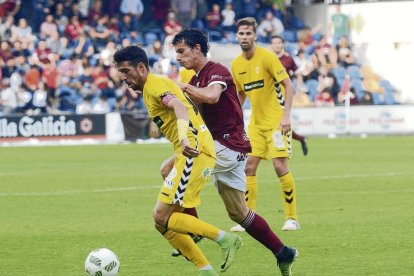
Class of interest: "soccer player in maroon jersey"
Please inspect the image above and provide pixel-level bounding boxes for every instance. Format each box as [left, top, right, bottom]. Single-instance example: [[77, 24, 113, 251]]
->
[[169, 29, 298, 275], [269, 35, 309, 156]]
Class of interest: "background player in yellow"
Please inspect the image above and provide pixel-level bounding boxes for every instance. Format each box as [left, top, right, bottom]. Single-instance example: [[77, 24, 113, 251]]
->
[[231, 17, 300, 232], [114, 46, 242, 275]]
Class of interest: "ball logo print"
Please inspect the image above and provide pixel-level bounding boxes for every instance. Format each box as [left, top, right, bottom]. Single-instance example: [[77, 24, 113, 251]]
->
[[85, 248, 120, 276]]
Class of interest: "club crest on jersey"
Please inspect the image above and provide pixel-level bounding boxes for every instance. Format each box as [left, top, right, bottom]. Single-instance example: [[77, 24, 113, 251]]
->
[[202, 167, 212, 179], [163, 167, 177, 189]]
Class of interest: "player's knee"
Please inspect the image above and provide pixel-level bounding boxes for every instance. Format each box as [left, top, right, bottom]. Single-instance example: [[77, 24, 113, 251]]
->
[[152, 207, 168, 227], [245, 163, 257, 176]]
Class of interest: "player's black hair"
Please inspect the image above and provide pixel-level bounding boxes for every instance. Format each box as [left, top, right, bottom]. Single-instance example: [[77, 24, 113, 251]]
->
[[113, 45, 149, 69], [271, 35, 284, 43], [172, 29, 210, 57]]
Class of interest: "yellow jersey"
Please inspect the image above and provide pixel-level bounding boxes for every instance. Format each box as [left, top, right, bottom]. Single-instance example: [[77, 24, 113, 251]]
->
[[231, 46, 289, 130], [143, 73, 215, 157], [179, 67, 196, 84]]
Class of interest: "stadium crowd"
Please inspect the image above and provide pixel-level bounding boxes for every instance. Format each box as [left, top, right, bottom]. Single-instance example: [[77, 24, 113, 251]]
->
[[0, 0, 398, 116]]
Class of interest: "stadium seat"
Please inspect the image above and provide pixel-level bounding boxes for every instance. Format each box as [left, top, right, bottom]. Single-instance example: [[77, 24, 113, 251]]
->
[[360, 65, 377, 80], [285, 42, 299, 56], [305, 79, 319, 101], [371, 92, 384, 105], [347, 65, 362, 80], [283, 30, 297, 43], [331, 66, 346, 86]]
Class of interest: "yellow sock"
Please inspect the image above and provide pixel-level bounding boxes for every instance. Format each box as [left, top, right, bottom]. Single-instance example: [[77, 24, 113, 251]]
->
[[163, 230, 209, 269], [168, 212, 220, 241], [245, 175, 257, 211], [279, 171, 298, 220]]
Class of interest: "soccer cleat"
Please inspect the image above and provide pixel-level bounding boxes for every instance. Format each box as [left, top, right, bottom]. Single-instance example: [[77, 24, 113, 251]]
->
[[218, 232, 243, 272], [276, 246, 299, 276], [282, 219, 300, 231], [300, 138, 308, 156], [171, 236, 203, 257], [230, 224, 245, 232], [199, 269, 219, 276]]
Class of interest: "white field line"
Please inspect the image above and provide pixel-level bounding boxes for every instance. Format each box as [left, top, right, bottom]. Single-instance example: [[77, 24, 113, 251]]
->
[[0, 172, 413, 197]]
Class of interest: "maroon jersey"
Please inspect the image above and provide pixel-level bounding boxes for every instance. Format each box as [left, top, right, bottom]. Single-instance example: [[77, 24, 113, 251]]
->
[[279, 54, 297, 78], [189, 61, 251, 153]]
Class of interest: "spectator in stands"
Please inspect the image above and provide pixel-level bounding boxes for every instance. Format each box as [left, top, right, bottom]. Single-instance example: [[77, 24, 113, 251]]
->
[[39, 14, 58, 40], [88, 15, 111, 51], [257, 11, 284, 43], [206, 4, 221, 31], [73, 34, 94, 58], [151, 0, 170, 28], [240, 0, 259, 20], [163, 12, 182, 37], [336, 36, 355, 68], [92, 95, 110, 113], [193, 0, 208, 30], [99, 41, 116, 67], [337, 86, 359, 106], [146, 39, 164, 66], [119, 14, 143, 45], [221, 3, 236, 42], [31, 81, 48, 114], [65, 15, 84, 43], [359, 91, 374, 105], [314, 35, 337, 68], [0, 41, 13, 64], [2, 55, 16, 78], [10, 18, 35, 49], [170, 0, 197, 29], [120, 0, 144, 29], [41, 60, 59, 107], [52, 2, 69, 34], [0, 78, 17, 114], [34, 40, 54, 65], [329, 4, 350, 45], [24, 64, 41, 91], [0, 15, 14, 41], [88, 0, 104, 25], [76, 95, 93, 114], [0, 0, 21, 18], [317, 65, 340, 101], [58, 53, 82, 79], [12, 40, 30, 59], [315, 88, 335, 108]]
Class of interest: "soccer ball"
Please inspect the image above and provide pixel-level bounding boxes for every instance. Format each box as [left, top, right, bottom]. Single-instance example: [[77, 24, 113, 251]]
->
[[85, 248, 120, 276]]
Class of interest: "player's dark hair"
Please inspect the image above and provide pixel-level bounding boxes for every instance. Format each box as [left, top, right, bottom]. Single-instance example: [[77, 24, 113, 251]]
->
[[172, 29, 210, 57], [236, 17, 258, 33], [271, 35, 284, 43], [113, 45, 149, 69]]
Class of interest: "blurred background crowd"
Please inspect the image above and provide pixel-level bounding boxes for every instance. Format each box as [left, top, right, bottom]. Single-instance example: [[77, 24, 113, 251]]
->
[[0, 0, 399, 116]]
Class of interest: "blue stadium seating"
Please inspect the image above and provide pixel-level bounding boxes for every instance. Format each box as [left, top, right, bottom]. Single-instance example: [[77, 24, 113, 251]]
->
[[305, 79, 319, 101]]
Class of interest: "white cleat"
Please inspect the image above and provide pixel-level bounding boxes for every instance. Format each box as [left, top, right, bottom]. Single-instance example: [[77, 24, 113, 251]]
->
[[230, 224, 245, 232], [281, 219, 301, 231]]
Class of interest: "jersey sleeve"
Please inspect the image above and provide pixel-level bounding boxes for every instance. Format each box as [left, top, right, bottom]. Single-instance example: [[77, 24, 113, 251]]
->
[[147, 77, 178, 107], [264, 51, 289, 83], [206, 64, 231, 91]]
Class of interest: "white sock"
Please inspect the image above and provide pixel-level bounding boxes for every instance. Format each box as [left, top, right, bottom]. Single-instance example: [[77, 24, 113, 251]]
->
[[215, 230, 226, 242], [199, 264, 213, 271]]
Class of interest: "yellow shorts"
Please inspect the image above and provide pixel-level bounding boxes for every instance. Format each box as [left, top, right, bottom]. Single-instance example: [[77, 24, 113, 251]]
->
[[158, 152, 215, 208], [248, 125, 292, 160]]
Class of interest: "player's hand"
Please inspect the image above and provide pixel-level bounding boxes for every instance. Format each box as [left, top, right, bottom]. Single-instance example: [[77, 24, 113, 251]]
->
[[279, 116, 291, 135], [180, 138, 199, 158]]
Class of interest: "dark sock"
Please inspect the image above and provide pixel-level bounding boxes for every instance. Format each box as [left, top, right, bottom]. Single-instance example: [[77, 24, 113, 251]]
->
[[183, 207, 198, 218], [292, 131, 304, 142], [240, 210, 284, 255]]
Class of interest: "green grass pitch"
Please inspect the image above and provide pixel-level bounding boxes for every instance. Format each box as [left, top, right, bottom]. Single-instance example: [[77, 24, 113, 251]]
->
[[1, 136, 414, 275]]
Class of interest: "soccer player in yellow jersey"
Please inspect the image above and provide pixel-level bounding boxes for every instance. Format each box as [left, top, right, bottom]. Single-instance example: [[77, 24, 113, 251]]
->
[[231, 17, 300, 232], [114, 46, 242, 276]]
